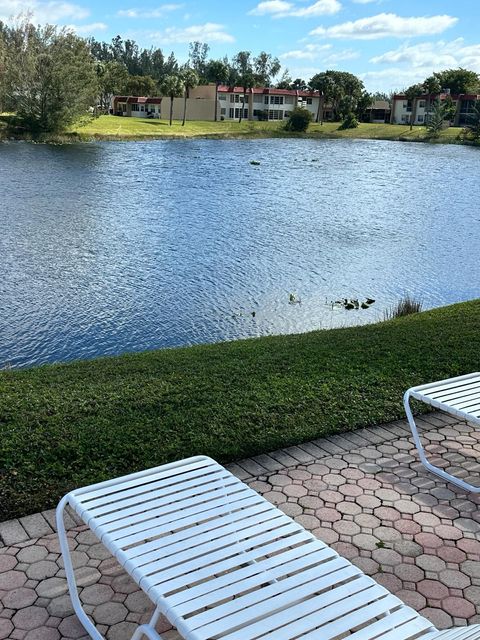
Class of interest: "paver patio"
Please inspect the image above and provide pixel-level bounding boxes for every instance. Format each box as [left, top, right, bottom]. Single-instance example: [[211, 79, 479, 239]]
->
[[1, 411, 480, 639]]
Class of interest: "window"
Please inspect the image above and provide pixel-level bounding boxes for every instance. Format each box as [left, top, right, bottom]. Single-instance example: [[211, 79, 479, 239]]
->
[[140, 105, 145, 111], [131, 104, 139, 111], [264, 96, 269, 105], [269, 110, 283, 120], [270, 95, 284, 104], [221, 108, 226, 115], [229, 107, 234, 118], [419, 100, 426, 108], [417, 114, 424, 123], [219, 94, 226, 101], [234, 108, 248, 118], [230, 95, 235, 103], [306, 97, 313, 105], [406, 100, 412, 112]]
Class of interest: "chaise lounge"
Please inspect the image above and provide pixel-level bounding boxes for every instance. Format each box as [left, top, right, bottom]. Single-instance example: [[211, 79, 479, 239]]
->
[[57, 455, 480, 640]]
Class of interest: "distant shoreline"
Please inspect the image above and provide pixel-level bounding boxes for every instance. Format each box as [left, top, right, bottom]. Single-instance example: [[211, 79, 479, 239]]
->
[[1, 116, 478, 146]]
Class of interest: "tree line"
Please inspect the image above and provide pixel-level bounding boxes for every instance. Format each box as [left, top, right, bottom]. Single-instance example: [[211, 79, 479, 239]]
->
[[1, 16, 479, 136]]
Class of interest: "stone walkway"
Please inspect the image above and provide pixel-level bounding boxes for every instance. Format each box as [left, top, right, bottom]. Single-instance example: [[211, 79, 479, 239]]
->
[[1, 411, 480, 639]]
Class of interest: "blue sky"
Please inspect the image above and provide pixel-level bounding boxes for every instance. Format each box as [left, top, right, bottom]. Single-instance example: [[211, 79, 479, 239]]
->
[[1, 0, 479, 92]]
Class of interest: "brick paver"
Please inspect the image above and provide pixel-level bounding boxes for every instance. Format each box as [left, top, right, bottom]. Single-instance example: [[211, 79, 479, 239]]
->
[[1, 412, 480, 637]]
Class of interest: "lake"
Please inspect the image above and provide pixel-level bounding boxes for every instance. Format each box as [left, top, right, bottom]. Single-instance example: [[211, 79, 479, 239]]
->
[[1, 137, 479, 368]]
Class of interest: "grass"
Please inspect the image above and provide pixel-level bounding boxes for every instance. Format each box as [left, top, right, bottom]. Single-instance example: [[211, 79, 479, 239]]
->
[[384, 295, 423, 321], [1, 299, 480, 519], [64, 115, 471, 144], [1, 114, 475, 145]]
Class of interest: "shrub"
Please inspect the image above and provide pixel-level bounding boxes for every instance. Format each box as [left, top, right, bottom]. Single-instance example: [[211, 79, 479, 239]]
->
[[384, 295, 423, 321], [284, 107, 312, 132], [338, 112, 359, 130]]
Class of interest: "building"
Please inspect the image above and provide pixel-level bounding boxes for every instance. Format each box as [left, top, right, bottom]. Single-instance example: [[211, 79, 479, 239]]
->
[[111, 84, 328, 123], [215, 85, 324, 122], [363, 100, 391, 124], [391, 93, 480, 126], [112, 96, 162, 118]]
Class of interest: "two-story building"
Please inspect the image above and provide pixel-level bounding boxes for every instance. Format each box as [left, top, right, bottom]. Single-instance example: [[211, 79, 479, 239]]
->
[[391, 93, 480, 126], [215, 86, 324, 122]]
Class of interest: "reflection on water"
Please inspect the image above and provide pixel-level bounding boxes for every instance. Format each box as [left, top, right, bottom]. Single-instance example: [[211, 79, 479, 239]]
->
[[1, 138, 479, 368]]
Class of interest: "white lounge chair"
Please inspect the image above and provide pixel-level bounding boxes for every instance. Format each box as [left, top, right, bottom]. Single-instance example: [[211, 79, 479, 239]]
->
[[57, 456, 480, 640], [404, 372, 480, 493]]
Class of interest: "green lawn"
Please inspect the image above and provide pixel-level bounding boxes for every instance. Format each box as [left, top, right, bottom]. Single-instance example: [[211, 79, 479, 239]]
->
[[1, 299, 479, 520], [68, 115, 470, 144]]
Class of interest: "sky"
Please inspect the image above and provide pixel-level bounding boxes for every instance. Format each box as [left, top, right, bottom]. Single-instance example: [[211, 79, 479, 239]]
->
[[1, 0, 479, 92]]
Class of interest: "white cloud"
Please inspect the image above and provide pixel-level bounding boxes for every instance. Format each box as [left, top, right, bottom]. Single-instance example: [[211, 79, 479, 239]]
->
[[280, 43, 331, 59], [249, 0, 341, 18], [249, 0, 290, 15], [280, 43, 359, 65], [148, 22, 234, 44], [68, 21, 107, 33], [310, 12, 458, 40], [360, 67, 430, 92], [371, 38, 480, 73], [0, 0, 89, 22], [117, 4, 182, 18]]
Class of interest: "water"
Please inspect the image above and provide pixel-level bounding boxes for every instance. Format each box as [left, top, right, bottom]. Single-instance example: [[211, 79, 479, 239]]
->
[[1, 137, 479, 368]]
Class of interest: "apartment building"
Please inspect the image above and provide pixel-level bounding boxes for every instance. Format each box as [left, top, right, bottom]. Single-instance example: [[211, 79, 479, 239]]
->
[[215, 86, 323, 122], [391, 93, 480, 126], [112, 85, 326, 122]]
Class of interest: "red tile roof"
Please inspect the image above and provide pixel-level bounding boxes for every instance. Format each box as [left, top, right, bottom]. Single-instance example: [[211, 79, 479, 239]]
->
[[217, 86, 318, 98]]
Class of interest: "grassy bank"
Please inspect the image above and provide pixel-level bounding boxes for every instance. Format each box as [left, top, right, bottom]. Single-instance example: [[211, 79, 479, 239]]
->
[[67, 116, 471, 144], [1, 299, 479, 519], [1, 114, 476, 145]]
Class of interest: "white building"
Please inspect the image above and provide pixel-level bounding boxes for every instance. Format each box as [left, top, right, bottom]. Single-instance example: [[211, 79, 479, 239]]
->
[[216, 85, 324, 122]]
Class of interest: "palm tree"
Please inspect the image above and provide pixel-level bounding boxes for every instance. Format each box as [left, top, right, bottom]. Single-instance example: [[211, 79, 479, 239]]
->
[[309, 72, 334, 123], [405, 84, 424, 130], [205, 59, 229, 121], [181, 68, 199, 126], [160, 74, 184, 126], [233, 51, 254, 123]]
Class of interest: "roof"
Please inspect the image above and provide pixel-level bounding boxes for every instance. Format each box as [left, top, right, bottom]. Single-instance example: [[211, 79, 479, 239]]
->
[[370, 100, 391, 110], [393, 93, 480, 101], [113, 96, 162, 104], [217, 85, 318, 98]]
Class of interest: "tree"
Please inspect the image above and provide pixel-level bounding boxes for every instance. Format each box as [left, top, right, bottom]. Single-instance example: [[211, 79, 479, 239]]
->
[[355, 91, 373, 121], [426, 99, 448, 137], [433, 68, 480, 95], [96, 60, 129, 111], [232, 51, 254, 123], [123, 75, 157, 96], [291, 78, 307, 91], [253, 51, 281, 86], [205, 59, 230, 121], [309, 72, 334, 123], [4, 20, 98, 133], [188, 42, 209, 81], [284, 106, 312, 132], [276, 69, 292, 90], [422, 75, 441, 123], [181, 67, 199, 126], [310, 70, 364, 122], [160, 74, 184, 125], [338, 112, 359, 130], [464, 100, 480, 140], [405, 83, 424, 130]]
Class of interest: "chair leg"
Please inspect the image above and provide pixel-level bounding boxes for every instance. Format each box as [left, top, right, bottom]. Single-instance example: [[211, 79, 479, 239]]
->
[[56, 497, 105, 640], [403, 391, 480, 493], [130, 608, 164, 640]]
